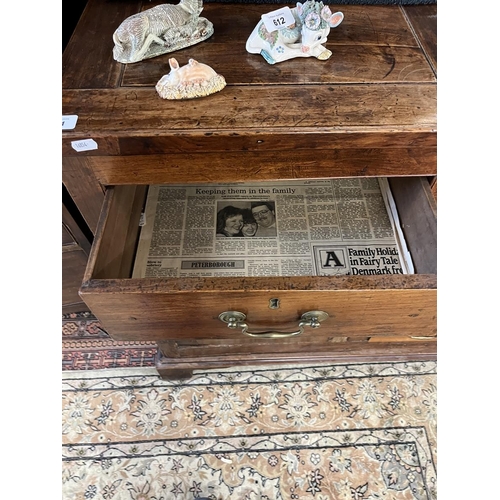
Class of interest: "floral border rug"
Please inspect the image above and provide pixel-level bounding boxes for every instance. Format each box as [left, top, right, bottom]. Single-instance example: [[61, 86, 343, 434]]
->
[[62, 361, 437, 499]]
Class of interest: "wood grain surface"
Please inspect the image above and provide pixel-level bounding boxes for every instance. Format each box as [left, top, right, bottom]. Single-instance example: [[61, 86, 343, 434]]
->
[[64, 0, 438, 366], [63, 0, 437, 227], [155, 338, 436, 379], [402, 4, 437, 73], [80, 283, 436, 341]]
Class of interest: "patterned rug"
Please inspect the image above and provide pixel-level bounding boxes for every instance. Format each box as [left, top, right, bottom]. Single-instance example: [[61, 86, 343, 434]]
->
[[62, 312, 157, 370], [62, 355, 437, 499]]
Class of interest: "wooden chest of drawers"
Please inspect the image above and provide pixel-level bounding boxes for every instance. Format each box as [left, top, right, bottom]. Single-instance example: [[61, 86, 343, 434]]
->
[[62, 0, 437, 379]]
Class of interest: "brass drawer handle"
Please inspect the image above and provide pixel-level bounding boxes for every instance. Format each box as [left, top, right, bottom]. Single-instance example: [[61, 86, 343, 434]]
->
[[218, 310, 329, 338]]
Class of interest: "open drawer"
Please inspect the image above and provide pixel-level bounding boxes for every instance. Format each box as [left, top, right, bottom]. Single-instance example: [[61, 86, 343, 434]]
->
[[80, 176, 436, 350]]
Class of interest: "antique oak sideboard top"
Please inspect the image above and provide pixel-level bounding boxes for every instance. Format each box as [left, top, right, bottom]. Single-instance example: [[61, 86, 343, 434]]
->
[[62, 0, 437, 234]]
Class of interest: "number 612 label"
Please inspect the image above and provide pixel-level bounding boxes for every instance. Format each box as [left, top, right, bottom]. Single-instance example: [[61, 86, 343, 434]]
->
[[261, 7, 295, 33]]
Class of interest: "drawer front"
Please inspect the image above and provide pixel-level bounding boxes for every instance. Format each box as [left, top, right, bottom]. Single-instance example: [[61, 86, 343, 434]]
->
[[81, 284, 436, 342], [80, 182, 436, 343]]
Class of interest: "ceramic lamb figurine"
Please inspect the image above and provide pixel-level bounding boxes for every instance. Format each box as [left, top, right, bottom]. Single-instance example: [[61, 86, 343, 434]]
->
[[112, 0, 214, 64], [246, 1, 343, 64], [156, 58, 226, 100]]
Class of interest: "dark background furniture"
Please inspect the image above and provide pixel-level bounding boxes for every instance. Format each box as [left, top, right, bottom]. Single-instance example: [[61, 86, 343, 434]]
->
[[62, 185, 92, 313], [62, 0, 92, 313]]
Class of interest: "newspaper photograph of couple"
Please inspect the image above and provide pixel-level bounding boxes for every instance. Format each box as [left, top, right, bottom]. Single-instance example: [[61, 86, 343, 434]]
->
[[216, 201, 277, 238], [132, 178, 413, 279]]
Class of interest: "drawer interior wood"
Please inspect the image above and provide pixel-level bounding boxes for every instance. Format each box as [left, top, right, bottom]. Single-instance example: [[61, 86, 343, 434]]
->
[[81, 177, 436, 341], [89, 185, 147, 280], [388, 177, 436, 274]]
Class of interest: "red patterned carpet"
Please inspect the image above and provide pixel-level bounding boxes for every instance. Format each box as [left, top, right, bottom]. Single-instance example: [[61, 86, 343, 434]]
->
[[62, 312, 157, 370]]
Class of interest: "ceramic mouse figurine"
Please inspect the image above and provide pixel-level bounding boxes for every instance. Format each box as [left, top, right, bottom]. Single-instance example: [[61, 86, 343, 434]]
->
[[156, 58, 226, 100], [246, 0, 343, 64]]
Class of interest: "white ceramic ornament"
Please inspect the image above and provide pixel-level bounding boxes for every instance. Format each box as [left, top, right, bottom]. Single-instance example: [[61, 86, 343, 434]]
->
[[246, 0, 343, 64], [112, 0, 213, 64], [156, 58, 226, 100]]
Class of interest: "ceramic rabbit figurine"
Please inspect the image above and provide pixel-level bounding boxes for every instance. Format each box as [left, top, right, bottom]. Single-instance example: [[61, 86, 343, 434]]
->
[[156, 58, 226, 100], [246, 0, 343, 64]]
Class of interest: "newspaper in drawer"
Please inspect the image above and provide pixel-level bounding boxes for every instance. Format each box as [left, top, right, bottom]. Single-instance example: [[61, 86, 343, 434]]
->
[[132, 178, 413, 279]]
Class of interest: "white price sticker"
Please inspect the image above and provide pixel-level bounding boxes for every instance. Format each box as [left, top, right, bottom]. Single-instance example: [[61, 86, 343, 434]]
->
[[261, 7, 295, 33], [71, 139, 98, 152], [139, 212, 146, 226], [62, 115, 78, 130]]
